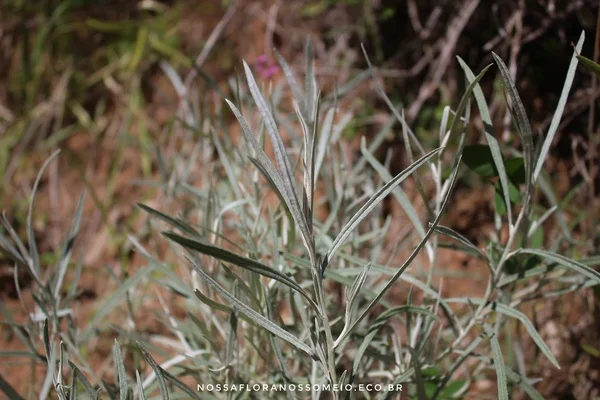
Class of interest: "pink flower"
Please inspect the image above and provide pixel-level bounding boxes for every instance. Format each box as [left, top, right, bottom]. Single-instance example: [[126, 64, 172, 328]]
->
[[255, 54, 280, 79]]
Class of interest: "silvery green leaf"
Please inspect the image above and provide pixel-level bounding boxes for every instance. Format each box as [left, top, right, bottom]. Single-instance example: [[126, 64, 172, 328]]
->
[[509, 248, 600, 285], [274, 48, 305, 110], [433, 224, 486, 260], [194, 288, 232, 314], [304, 39, 317, 122], [137, 342, 169, 400], [112, 340, 128, 400], [187, 257, 312, 355], [225, 98, 315, 262], [314, 106, 335, 185], [163, 231, 318, 311], [533, 32, 584, 183], [505, 368, 544, 400], [492, 52, 534, 203], [323, 146, 442, 274], [242, 61, 297, 204], [457, 57, 513, 224], [360, 137, 429, 250], [335, 153, 462, 347], [447, 298, 559, 369], [484, 323, 508, 400], [28, 149, 61, 280], [136, 371, 146, 400], [137, 203, 199, 236], [54, 193, 86, 300], [161, 369, 203, 400], [68, 361, 98, 400]]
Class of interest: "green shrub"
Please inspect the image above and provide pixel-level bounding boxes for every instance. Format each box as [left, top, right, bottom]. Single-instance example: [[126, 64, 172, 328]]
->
[[1, 33, 599, 399]]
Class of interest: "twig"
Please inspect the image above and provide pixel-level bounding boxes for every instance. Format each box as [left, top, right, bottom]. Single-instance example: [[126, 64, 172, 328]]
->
[[406, 0, 480, 123], [183, 1, 237, 90]]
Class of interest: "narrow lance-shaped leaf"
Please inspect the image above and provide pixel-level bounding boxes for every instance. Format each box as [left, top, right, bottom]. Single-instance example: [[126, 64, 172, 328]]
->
[[533, 32, 584, 183], [55, 193, 86, 300], [484, 324, 509, 400], [458, 57, 513, 225], [447, 297, 560, 369], [274, 48, 305, 109], [68, 361, 98, 400], [334, 151, 463, 347], [28, 149, 61, 279], [161, 368, 203, 400], [509, 248, 600, 285], [242, 60, 298, 216], [360, 137, 431, 258], [225, 99, 315, 263], [240, 64, 318, 263], [137, 342, 169, 400], [187, 257, 312, 355], [322, 146, 442, 274], [138, 203, 199, 236], [314, 106, 336, 185], [305, 38, 317, 122], [163, 231, 318, 311], [492, 52, 534, 204], [136, 370, 147, 400], [576, 53, 600, 76], [113, 340, 128, 400], [195, 288, 232, 314], [433, 225, 486, 260]]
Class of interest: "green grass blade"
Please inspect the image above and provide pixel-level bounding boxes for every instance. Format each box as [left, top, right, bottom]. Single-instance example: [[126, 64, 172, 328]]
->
[[533, 32, 584, 183]]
